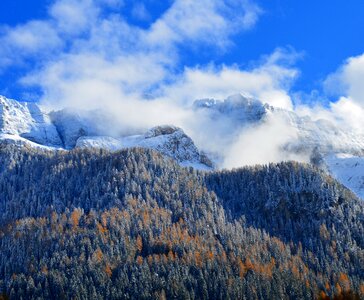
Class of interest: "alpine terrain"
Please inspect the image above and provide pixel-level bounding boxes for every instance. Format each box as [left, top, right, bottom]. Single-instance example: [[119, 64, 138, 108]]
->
[[1, 94, 363, 199], [1, 0, 363, 299], [0, 94, 364, 299]]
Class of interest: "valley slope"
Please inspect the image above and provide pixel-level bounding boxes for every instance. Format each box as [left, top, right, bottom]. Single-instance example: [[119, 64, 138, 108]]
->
[[0, 145, 363, 299]]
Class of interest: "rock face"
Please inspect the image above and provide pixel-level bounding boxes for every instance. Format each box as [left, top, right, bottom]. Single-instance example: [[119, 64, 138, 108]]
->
[[0, 96, 62, 146], [144, 125, 181, 138], [139, 125, 214, 169], [49, 109, 96, 149], [76, 125, 214, 170], [194, 94, 268, 124]]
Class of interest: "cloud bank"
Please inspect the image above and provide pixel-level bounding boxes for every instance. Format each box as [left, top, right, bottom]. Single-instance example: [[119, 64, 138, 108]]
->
[[295, 53, 364, 136]]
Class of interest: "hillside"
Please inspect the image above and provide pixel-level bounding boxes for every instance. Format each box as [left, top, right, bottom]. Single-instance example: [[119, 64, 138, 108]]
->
[[0, 144, 363, 299]]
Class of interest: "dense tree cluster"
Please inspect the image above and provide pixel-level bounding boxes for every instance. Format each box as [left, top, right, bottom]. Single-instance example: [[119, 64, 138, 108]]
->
[[0, 143, 363, 299]]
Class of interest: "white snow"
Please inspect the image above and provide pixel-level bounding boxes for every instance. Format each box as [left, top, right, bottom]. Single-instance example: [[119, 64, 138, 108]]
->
[[76, 136, 123, 151], [0, 133, 60, 150], [75, 125, 213, 170], [324, 153, 364, 199], [194, 94, 364, 156], [0, 96, 62, 146]]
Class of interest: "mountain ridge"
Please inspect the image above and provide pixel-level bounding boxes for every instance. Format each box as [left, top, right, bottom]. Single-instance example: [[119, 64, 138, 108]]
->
[[1, 94, 364, 198], [0, 96, 212, 169]]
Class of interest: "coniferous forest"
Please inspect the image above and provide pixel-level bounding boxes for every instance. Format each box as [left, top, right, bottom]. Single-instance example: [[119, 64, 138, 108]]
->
[[0, 143, 363, 299]]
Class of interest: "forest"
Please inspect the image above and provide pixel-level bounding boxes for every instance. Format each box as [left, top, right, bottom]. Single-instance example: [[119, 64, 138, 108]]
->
[[0, 143, 363, 299]]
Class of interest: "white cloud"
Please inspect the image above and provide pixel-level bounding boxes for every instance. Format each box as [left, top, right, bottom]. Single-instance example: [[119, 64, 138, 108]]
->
[[0, 21, 62, 68], [49, 0, 99, 35], [3, 0, 333, 170], [223, 113, 305, 168], [9, 0, 267, 109], [324, 54, 364, 106], [0, 0, 262, 70], [330, 97, 364, 134], [3, 0, 305, 171], [146, 0, 261, 50], [159, 48, 298, 109], [131, 3, 151, 21], [294, 53, 364, 136]]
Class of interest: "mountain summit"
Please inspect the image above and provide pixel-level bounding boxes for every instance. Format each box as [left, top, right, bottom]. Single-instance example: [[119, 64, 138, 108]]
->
[[1, 94, 364, 198]]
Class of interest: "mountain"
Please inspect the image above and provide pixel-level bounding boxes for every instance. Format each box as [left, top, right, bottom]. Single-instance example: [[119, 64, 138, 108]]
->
[[0, 144, 363, 299], [194, 94, 364, 155], [0, 96, 212, 170], [194, 94, 364, 199], [1, 94, 364, 198], [49, 108, 97, 149], [76, 125, 213, 169], [0, 96, 62, 147], [194, 94, 267, 124]]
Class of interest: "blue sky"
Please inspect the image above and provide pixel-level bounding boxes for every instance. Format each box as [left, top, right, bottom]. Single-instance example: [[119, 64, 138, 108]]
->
[[0, 0, 363, 108]]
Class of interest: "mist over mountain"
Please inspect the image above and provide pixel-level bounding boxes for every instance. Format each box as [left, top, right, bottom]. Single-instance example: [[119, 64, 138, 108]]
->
[[1, 94, 364, 199]]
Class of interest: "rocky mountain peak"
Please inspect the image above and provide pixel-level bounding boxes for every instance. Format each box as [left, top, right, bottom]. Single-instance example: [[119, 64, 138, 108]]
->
[[0, 96, 62, 146], [145, 125, 181, 138], [194, 93, 268, 123]]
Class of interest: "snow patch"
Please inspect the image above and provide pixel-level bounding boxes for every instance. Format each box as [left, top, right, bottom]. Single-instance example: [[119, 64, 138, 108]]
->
[[0, 96, 62, 146], [324, 154, 364, 199]]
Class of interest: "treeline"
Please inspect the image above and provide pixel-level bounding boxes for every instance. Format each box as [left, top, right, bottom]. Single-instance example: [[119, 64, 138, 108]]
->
[[0, 144, 363, 299]]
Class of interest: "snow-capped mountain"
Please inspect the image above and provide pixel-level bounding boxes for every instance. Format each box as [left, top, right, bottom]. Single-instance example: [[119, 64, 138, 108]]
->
[[0, 96, 62, 146], [0, 96, 212, 170], [49, 109, 119, 149], [49, 109, 94, 149], [194, 94, 364, 156], [194, 94, 267, 124], [76, 125, 213, 170], [1, 94, 364, 198], [194, 94, 364, 198]]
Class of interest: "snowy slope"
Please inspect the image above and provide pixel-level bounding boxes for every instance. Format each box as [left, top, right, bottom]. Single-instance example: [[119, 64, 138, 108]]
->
[[0, 133, 62, 150], [76, 125, 213, 170], [0, 96, 62, 146], [273, 109, 364, 155], [76, 136, 123, 151], [324, 154, 364, 199]]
